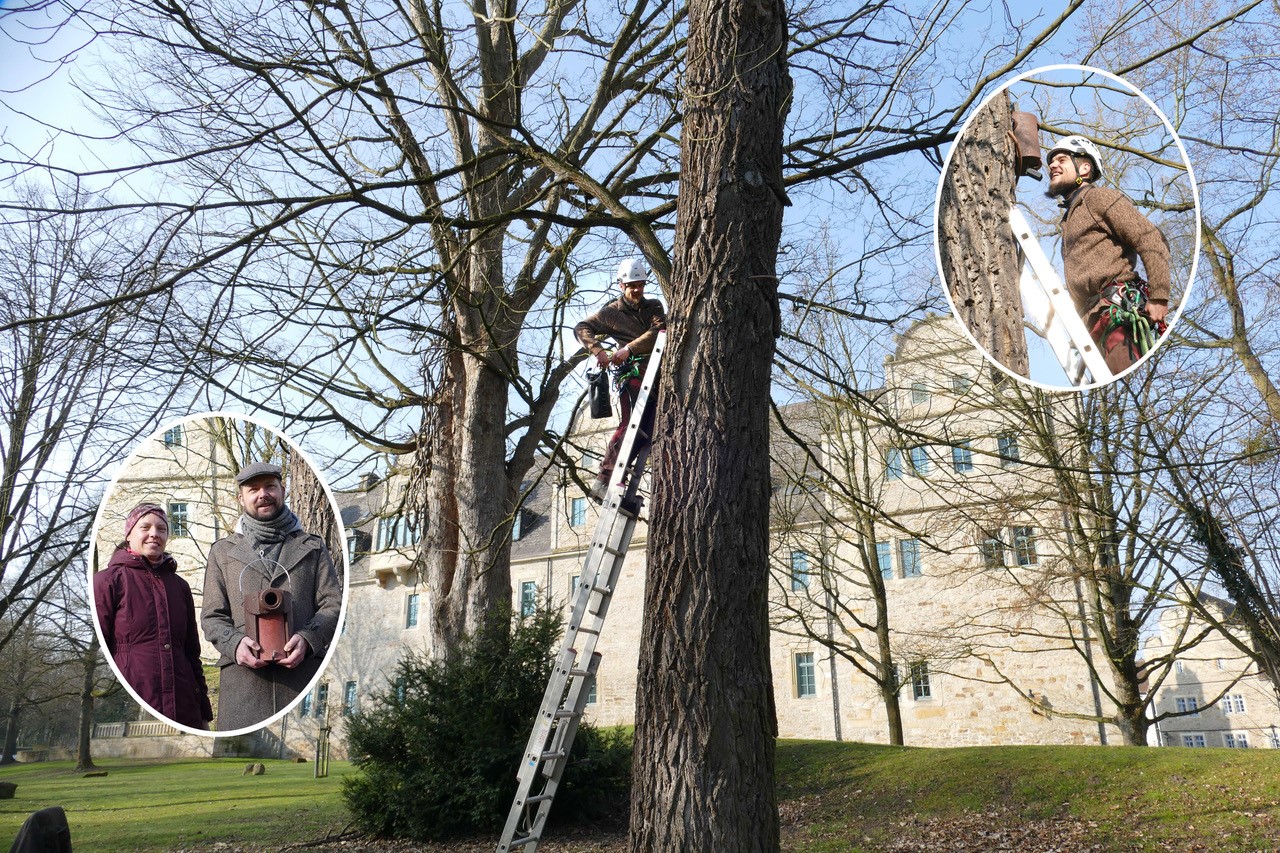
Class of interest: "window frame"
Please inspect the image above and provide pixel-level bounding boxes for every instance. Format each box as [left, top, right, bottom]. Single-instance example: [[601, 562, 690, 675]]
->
[[520, 580, 538, 617], [795, 651, 817, 698], [790, 550, 811, 591], [910, 661, 932, 700], [899, 539, 922, 578], [167, 502, 190, 538]]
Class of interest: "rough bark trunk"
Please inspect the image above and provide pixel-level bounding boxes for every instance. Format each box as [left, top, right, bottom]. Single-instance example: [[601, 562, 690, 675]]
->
[[423, 250, 519, 656], [75, 641, 99, 771], [1, 696, 19, 764], [288, 450, 342, 570], [938, 92, 1029, 377], [628, 0, 789, 848]]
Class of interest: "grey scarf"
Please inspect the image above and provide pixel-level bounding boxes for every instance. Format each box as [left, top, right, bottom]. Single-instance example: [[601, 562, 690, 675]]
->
[[239, 506, 303, 570]]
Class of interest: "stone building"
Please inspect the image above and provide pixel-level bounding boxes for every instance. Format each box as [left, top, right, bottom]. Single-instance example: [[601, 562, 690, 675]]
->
[[297, 315, 1122, 755], [1145, 596, 1280, 749]]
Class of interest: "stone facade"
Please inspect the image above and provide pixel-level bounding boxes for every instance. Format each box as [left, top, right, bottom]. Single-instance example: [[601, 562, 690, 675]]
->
[[1145, 597, 1280, 749]]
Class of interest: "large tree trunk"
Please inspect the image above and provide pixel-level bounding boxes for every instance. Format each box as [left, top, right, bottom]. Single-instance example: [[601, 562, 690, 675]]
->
[[938, 92, 1029, 376], [75, 640, 99, 771], [628, 0, 789, 849]]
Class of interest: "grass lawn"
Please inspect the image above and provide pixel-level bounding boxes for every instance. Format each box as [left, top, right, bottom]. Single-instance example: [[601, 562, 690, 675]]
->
[[2, 741, 1279, 851], [0, 758, 354, 852], [777, 740, 1280, 851]]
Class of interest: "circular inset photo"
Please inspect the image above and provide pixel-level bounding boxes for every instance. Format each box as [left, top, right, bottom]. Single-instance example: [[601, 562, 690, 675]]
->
[[90, 413, 348, 736], [935, 64, 1199, 389]]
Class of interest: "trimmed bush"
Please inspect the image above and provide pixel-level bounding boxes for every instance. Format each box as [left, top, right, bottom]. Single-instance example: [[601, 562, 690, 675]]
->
[[341, 606, 631, 840]]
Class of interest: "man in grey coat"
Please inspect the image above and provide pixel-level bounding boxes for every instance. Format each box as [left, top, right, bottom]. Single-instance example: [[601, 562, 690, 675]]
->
[[201, 462, 342, 731]]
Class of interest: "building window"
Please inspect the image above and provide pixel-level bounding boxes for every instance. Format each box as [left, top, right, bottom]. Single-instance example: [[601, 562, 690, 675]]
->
[[520, 581, 538, 617], [346, 532, 358, 566], [910, 661, 931, 700], [885, 448, 904, 481], [997, 433, 1021, 467], [1175, 696, 1200, 717], [795, 652, 816, 698], [375, 514, 419, 550], [951, 374, 971, 393], [1012, 527, 1038, 566], [511, 509, 523, 541], [1224, 694, 1247, 714], [899, 539, 922, 578], [405, 593, 420, 629], [394, 678, 406, 704], [570, 497, 587, 527], [569, 575, 581, 601], [168, 502, 189, 537], [1182, 734, 1207, 748], [1224, 732, 1250, 749], [315, 682, 329, 718], [951, 441, 973, 473], [875, 541, 893, 580], [1175, 660, 1184, 674], [586, 678, 598, 705], [342, 681, 357, 716], [911, 382, 928, 404], [299, 692, 312, 717], [909, 446, 931, 475], [163, 425, 183, 447], [980, 535, 1005, 570], [790, 551, 810, 591]]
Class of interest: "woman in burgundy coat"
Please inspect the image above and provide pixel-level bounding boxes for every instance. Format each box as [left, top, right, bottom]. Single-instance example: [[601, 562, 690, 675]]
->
[[94, 503, 213, 729]]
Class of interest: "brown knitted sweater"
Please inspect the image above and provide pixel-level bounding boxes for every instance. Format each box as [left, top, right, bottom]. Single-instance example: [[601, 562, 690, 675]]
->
[[1060, 184, 1171, 314], [574, 296, 666, 356]]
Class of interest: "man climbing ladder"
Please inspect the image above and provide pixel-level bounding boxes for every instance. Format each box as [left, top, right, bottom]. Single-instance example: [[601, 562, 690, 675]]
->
[[1045, 135, 1172, 374], [497, 331, 665, 853], [574, 257, 666, 501]]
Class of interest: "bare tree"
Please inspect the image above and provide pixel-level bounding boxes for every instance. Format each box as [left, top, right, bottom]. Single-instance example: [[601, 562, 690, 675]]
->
[[0, 188, 178, 657]]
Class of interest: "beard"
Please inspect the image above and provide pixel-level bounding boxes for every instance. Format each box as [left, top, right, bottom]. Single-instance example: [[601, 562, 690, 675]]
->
[[246, 499, 283, 520]]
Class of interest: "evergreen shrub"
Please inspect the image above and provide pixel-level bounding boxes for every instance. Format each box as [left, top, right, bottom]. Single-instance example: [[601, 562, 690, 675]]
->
[[341, 606, 632, 840]]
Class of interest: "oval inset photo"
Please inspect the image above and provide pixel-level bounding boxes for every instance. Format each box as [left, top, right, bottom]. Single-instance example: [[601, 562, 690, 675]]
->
[[90, 413, 348, 736], [935, 64, 1199, 389]]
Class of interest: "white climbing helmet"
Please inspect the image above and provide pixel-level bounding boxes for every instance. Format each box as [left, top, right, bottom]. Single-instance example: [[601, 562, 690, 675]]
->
[[1046, 135, 1104, 183], [616, 257, 648, 284]]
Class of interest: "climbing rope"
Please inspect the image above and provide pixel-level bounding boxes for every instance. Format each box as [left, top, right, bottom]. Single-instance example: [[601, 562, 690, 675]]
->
[[1098, 279, 1166, 357]]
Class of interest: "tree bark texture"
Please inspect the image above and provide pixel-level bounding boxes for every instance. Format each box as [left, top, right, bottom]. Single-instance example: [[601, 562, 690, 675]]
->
[[628, 0, 789, 849], [288, 450, 343, 573], [75, 640, 99, 771], [938, 92, 1029, 377]]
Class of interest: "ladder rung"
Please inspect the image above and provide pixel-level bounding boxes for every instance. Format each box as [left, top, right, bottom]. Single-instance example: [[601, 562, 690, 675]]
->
[[539, 750, 565, 761], [554, 709, 580, 719], [524, 793, 555, 804], [569, 668, 592, 677], [572, 625, 600, 635], [508, 835, 539, 849]]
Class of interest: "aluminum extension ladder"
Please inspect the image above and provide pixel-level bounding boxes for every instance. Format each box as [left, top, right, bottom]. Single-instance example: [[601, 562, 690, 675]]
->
[[496, 330, 666, 853], [1009, 206, 1113, 386]]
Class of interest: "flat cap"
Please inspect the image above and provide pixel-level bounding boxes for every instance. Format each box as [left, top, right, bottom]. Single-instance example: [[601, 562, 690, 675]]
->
[[235, 461, 283, 485]]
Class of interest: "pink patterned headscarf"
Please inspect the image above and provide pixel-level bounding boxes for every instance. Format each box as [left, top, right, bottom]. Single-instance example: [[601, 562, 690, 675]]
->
[[124, 503, 168, 538]]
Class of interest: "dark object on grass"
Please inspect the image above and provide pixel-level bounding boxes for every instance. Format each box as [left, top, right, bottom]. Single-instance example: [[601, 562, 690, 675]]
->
[[0, 782, 14, 799], [342, 604, 631, 841], [80, 772, 107, 779], [242, 763, 266, 776], [7, 806, 72, 853]]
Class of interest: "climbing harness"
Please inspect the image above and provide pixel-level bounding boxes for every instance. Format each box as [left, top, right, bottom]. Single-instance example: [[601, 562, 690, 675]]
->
[[1093, 278, 1166, 359]]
